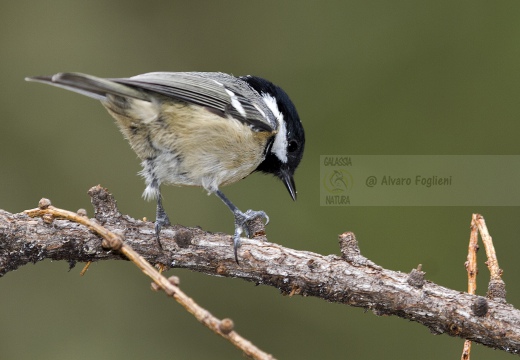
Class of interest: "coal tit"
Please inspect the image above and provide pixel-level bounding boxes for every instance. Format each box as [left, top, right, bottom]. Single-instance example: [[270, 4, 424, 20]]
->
[[26, 72, 305, 262]]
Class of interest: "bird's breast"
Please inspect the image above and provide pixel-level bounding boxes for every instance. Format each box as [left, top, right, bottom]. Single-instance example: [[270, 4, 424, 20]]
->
[[104, 98, 272, 192]]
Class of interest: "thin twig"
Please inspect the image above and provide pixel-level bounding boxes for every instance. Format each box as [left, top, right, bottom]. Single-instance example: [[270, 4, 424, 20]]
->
[[473, 214, 501, 280], [24, 199, 275, 360], [79, 261, 91, 276], [473, 214, 507, 301], [466, 216, 479, 295], [461, 216, 479, 360]]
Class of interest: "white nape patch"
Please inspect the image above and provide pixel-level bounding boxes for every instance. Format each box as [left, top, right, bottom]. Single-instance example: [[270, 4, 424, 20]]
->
[[225, 89, 246, 117], [262, 93, 283, 122], [262, 93, 287, 163]]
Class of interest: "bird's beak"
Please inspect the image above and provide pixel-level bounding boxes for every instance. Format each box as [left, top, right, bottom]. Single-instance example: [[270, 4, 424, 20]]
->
[[282, 170, 297, 201]]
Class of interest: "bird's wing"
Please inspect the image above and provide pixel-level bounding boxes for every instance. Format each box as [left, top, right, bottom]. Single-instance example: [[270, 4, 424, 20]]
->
[[115, 72, 276, 132], [26, 72, 276, 132]]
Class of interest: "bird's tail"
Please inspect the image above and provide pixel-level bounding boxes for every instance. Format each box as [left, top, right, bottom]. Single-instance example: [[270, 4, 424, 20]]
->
[[25, 72, 149, 102]]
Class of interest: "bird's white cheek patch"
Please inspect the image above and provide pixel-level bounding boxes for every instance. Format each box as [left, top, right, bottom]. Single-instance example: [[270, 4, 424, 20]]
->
[[262, 94, 287, 163], [272, 121, 288, 163]]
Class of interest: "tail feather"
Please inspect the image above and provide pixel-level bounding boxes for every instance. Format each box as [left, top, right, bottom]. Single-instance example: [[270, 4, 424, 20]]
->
[[25, 72, 149, 102]]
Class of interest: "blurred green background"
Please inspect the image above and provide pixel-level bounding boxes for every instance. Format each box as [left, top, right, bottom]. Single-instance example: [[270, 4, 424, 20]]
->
[[1, 1, 520, 359]]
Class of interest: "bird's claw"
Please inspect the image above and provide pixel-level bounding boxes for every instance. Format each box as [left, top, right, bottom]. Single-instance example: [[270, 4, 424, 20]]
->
[[154, 216, 171, 238], [232, 209, 269, 263]]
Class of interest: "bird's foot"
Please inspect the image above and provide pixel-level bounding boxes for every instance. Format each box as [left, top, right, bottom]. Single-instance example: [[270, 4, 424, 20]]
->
[[232, 209, 269, 263]]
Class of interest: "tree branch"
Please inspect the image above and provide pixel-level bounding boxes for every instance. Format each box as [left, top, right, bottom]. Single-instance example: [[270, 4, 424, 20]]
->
[[23, 197, 274, 360], [1, 185, 519, 355]]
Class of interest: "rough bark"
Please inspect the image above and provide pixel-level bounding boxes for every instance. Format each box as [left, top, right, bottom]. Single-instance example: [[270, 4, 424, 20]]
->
[[0, 186, 519, 355]]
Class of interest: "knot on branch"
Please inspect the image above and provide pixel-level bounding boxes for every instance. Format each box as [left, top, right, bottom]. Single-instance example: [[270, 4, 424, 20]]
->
[[38, 198, 51, 209], [338, 232, 360, 261], [407, 264, 425, 288], [101, 229, 124, 251], [219, 318, 235, 335], [338, 232, 381, 269], [472, 296, 489, 317], [88, 185, 122, 223], [487, 279, 507, 302]]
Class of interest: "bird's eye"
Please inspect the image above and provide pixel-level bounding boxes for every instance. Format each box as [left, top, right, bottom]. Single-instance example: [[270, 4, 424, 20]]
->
[[288, 140, 298, 153]]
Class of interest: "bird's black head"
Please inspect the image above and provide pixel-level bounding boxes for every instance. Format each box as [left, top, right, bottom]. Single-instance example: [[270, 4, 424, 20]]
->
[[241, 75, 305, 200]]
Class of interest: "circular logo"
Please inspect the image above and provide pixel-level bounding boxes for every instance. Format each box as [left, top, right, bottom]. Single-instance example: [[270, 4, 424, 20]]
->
[[322, 169, 353, 194]]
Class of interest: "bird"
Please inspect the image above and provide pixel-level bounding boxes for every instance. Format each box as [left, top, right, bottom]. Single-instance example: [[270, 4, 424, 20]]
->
[[26, 71, 305, 262]]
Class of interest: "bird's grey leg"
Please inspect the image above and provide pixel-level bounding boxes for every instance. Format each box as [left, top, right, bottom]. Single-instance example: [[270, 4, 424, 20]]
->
[[143, 170, 170, 249], [155, 190, 171, 249], [215, 190, 269, 263]]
